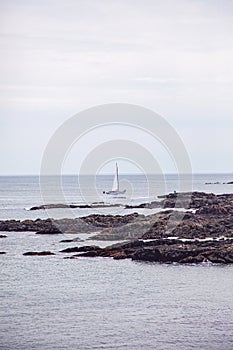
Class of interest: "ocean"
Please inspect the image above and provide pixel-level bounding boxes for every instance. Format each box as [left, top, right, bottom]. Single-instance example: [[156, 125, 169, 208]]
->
[[0, 174, 233, 350]]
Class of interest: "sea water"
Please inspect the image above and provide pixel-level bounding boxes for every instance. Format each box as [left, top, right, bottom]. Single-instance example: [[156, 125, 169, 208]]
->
[[0, 173, 233, 220], [0, 174, 233, 350]]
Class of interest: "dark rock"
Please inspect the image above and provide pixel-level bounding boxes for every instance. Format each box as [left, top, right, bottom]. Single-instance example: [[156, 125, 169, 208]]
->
[[125, 201, 161, 209], [60, 245, 101, 253], [107, 240, 144, 250], [82, 212, 140, 228], [207, 254, 227, 264], [59, 237, 83, 243], [1, 191, 233, 243], [60, 246, 81, 253], [60, 239, 75, 243], [63, 255, 79, 259], [0, 235, 7, 238], [70, 238, 233, 264], [205, 182, 220, 185], [29, 203, 122, 210], [179, 255, 205, 264], [196, 204, 231, 216], [206, 249, 233, 264], [77, 251, 99, 257], [0, 252, 6, 254], [23, 251, 55, 256], [113, 253, 128, 260], [36, 228, 63, 235], [132, 248, 163, 262], [30, 203, 73, 210]]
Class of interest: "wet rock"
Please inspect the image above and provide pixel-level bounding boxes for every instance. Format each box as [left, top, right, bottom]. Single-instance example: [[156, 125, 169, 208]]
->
[[205, 182, 220, 185], [0, 217, 103, 234], [207, 250, 233, 264], [179, 255, 205, 264], [0, 219, 21, 231], [60, 245, 101, 253], [113, 253, 128, 260], [29, 203, 122, 210], [36, 227, 63, 235], [23, 251, 55, 256], [1, 192, 233, 242], [132, 248, 163, 262], [107, 240, 144, 250], [69, 238, 233, 264], [82, 213, 140, 228], [63, 255, 79, 259], [125, 201, 161, 209], [134, 241, 233, 264], [158, 192, 233, 211], [89, 215, 157, 241], [77, 251, 100, 257], [30, 204, 76, 210], [196, 204, 232, 216], [59, 237, 83, 243]]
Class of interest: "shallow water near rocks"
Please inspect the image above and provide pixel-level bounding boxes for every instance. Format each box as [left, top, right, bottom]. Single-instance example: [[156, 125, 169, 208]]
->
[[1, 231, 233, 350]]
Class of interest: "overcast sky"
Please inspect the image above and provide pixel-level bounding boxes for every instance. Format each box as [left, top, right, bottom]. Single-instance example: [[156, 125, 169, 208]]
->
[[1, 0, 233, 174]]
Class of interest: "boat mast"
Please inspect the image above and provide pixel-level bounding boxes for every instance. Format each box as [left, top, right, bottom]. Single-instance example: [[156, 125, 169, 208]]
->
[[116, 162, 119, 191]]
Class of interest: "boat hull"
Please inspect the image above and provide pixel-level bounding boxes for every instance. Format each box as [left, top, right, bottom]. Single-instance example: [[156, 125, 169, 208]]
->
[[105, 190, 126, 195]]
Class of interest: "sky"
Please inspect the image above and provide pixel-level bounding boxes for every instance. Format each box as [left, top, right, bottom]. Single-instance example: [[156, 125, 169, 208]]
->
[[0, 0, 233, 174]]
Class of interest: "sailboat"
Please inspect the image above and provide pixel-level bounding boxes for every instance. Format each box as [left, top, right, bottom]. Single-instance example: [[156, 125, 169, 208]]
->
[[103, 162, 126, 195]]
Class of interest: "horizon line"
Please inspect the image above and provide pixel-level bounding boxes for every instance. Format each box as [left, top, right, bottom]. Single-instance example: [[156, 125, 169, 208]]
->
[[0, 172, 232, 177]]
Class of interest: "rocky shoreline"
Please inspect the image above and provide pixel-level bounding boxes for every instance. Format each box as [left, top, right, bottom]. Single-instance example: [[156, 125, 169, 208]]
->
[[60, 238, 233, 264], [1, 191, 233, 264], [0, 213, 140, 234]]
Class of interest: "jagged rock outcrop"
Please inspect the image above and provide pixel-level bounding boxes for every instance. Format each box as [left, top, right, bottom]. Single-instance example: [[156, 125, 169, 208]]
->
[[60, 239, 233, 264], [0, 213, 140, 234], [1, 192, 233, 242]]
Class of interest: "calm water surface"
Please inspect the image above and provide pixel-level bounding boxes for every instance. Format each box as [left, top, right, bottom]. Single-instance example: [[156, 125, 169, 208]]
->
[[0, 175, 233, 349]]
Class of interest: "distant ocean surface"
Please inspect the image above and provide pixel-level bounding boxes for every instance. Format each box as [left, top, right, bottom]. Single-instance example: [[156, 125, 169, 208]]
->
[[1, 173, 233, 220], [1, 174, 233, 350]]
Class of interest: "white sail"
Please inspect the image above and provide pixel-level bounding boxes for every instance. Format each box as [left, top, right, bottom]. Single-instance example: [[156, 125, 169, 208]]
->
[[103, 162, 126, 195], [111, 162, 119, 192]]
